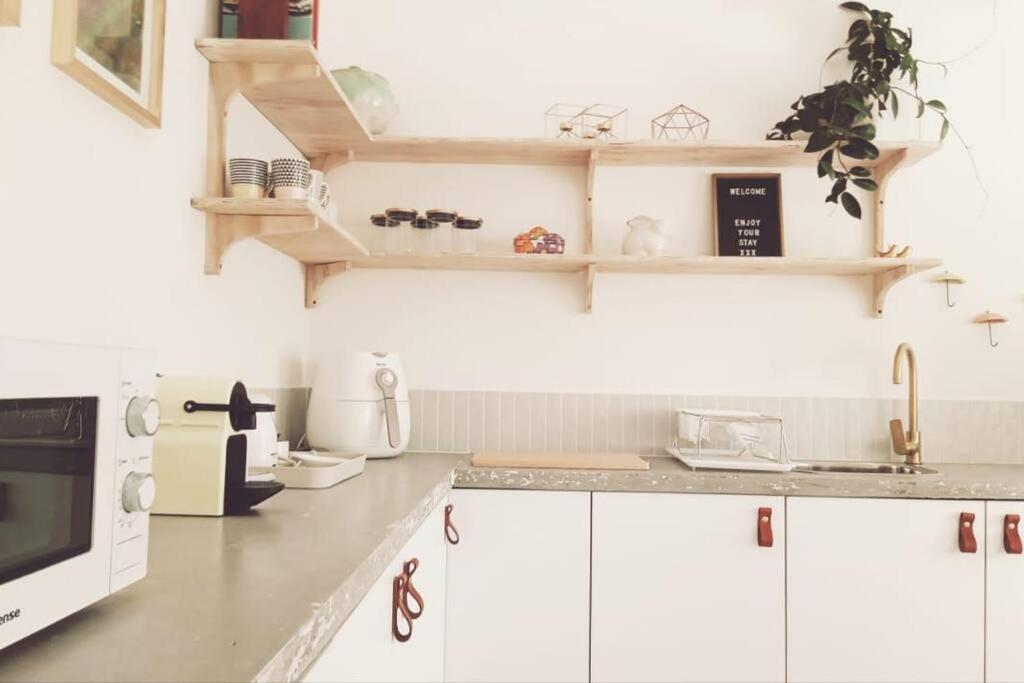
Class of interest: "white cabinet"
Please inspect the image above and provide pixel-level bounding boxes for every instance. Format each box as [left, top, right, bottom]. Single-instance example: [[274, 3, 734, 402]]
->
[[986, 501, 1024, 683], [591, 492, 785, 683], [787, 497, 985, 683], [444, 489, 590, 683], [303, 502, 448, 683]]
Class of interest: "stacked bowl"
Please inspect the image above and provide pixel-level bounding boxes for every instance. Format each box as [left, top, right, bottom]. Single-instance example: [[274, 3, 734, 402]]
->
[[270, 158, 311, 199], [228, 158, 269, 199]]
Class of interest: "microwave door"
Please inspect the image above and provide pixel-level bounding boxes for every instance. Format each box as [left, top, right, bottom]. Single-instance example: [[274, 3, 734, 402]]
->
[[0, 397, 97, 587]]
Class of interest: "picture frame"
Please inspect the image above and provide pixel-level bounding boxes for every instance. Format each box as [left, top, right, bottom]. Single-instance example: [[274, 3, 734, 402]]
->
[[52, 0, 166, 128], [712, 173, 785, 257]]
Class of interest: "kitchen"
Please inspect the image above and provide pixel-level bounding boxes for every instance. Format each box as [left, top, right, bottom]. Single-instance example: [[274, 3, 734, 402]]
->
[[1, 0, 1022, 682]]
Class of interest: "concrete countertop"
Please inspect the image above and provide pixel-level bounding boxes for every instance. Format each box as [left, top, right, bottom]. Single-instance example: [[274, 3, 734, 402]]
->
[[3, 453, 1023, 683], [0, 453, 465, 683], [456, 457, 1024, 500]]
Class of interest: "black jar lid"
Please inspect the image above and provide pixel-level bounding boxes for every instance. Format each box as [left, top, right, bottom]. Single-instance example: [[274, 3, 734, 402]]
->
[[454, 216, 483, 230], [371, 214, 400, 227], [384, 208, 418, 222], [425, 209, 458, 223], [412, 217, 440, 229]]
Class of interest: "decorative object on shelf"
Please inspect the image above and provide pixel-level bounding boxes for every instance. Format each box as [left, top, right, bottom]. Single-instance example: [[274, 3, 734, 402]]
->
[[330, 66, 399, 135], [766, 2, 962, 219], [545, 103, 627, 139], [411, 217, 441, 255], [269, 157, 311, 199], [0, 0, 20, 26], [877, 244, 912, 258], [385, 208, 418, 254], [932, 271, 966, 308], [651, 104, 710, 141], [52, 0, 166, 128], [307, 170, 330, 209], [514, 227, 565, 254], [370, 214, 401, 256], [712, 174, 784, 257], [973, 311, 1008, 348], [452, 216, 483, 255], [219, 0, 319, 45], [545, 104, 587, 138], [622, 215, 667, 257], [227, 158, 268, 199]]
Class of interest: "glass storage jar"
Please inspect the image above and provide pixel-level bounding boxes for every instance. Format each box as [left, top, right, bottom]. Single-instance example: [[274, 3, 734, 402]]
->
[[425, 209, 458, 253], [370, 214, 401, 255], [384, 208, 418, 254], [452, 216, 482, 254], [410, 216, 440, 255]]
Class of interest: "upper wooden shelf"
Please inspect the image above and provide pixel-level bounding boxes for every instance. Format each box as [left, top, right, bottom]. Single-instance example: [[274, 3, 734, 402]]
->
[[194, 39, 940, 169]]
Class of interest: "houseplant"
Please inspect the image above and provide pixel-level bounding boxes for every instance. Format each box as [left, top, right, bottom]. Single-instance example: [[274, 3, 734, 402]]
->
[[767, 2, 952, 219]]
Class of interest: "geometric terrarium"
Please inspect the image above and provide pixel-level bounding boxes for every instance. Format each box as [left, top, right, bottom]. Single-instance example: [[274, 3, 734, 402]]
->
[[546, 103, 628, 139], [651, 104, 710, 141]]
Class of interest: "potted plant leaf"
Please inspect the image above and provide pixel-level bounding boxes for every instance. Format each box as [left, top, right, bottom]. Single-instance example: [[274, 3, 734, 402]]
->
[[767, 2, 954, 219]]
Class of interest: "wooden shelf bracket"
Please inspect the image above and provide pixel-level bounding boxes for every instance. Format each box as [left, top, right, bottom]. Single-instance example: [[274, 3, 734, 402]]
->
[[872, 265, 916, 318], [584, 263, 596, 314], [305, 261, 351, 308], [872, 148, 909, 254]]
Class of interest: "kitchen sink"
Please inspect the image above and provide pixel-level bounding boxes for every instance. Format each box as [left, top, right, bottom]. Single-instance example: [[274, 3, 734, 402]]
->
[[794, 462, 938, 475]]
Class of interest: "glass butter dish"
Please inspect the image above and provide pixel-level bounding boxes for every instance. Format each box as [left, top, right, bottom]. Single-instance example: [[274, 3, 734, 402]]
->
[[667, 409, 794, 472]]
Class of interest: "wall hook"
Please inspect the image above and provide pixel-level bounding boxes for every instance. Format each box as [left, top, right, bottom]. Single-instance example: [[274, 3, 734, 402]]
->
[[973, 311, 1008, 348], [932, 271, 966, 308]]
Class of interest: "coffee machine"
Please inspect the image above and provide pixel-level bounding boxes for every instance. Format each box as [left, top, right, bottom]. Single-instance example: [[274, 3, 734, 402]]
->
[[151, 377, 284, 516]]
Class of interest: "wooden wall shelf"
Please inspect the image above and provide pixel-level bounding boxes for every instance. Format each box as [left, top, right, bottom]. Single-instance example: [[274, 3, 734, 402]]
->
[[193, 38, 944, 317], [0, 0, 20, 26]]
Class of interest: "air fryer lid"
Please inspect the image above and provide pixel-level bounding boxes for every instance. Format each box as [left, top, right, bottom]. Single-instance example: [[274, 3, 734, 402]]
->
[[183, 382, 274, 431]]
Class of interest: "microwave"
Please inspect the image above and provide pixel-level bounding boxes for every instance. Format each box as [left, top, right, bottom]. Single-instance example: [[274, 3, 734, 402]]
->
[[0, 339, 159, 651]]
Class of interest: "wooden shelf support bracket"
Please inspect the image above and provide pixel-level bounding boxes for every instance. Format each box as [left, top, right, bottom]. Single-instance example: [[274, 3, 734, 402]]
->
[[583, 150, 598, 255], [204, 60, 319, 274], [871, 147, 909, 254], [872, 265, 916, 318], [305, 261, 351, 308]]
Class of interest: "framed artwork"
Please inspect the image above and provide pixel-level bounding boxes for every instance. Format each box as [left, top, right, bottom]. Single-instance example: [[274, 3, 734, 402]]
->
[[52, 0, 166, 128], [712, 174, 785, 257]]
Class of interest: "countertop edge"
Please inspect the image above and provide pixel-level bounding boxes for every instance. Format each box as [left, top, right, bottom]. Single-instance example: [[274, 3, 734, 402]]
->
[[255, 468, 457, 683]]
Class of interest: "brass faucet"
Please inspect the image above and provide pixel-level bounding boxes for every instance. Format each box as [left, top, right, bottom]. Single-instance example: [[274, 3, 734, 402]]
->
[[889, 343, 922, 465]]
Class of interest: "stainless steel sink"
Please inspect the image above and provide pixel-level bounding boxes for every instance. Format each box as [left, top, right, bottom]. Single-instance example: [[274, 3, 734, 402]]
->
[[794, 462, 938, 475]]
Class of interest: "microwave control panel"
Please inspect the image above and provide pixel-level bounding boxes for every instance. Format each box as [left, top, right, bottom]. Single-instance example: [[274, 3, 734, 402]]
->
[[110, 349, 158, 592]]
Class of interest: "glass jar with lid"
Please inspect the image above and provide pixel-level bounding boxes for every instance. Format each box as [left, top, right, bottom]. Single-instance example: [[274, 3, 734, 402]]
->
[[370, 214, 401, 255], [452, 216, 483, 254], [384, 208, 418, 254], [425, 209, 458, 253], [410, 216, 440, 255]]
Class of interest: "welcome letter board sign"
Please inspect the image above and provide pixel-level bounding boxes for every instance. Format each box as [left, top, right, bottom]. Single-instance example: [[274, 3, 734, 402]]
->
[[712, 174, 784, 257]]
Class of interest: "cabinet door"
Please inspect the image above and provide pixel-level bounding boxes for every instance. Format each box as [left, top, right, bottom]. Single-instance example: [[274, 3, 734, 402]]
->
[[788, 497, 985, 683], [591, 492, 785, 683], [444, 489, 590, 683], [304, 502, 447, 683], [986, 501, 1024, 683]]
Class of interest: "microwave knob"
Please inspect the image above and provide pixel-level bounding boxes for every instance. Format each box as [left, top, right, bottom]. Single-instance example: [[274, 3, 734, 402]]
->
[[126, 396, 160, 437], [122, 472, 156, 513]]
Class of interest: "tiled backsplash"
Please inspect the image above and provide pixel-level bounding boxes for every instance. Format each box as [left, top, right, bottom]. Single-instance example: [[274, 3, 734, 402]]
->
[[407, 391, 1023, 465], [266, 388, 1023, 465]]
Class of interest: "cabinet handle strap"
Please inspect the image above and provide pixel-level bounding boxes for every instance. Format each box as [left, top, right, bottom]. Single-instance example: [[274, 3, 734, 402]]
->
[[402, 558, 424, 620], [444, 504, 460, 545], [959, 512, 978, 554], [392, 573, 414, 643], [757, 507, 774, 548], [1005, 514, 1023, 555]]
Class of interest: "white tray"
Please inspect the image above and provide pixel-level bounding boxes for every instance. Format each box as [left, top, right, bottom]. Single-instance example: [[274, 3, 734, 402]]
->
[[667, 447, 796, 473], [253, 453, 367, 489]]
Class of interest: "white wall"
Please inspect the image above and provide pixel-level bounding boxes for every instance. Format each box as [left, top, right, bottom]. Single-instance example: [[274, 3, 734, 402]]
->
[[307, 0, 1024, 401], [0, 1, 307, 386]]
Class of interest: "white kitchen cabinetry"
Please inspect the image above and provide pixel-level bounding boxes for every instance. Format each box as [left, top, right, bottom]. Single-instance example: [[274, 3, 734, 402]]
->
[[444, 489, 591, 683], [986, 501, 1024, 683], [590, 492, 785, 683], [303, 502, 448, 683], [787, 497, 985, 683]]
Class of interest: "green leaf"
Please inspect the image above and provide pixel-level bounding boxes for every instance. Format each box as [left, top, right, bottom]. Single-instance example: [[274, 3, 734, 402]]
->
[[852, 178, 879, 191], [940, 118, 950, 141], [840, 192, 863, 219], [849, 166, 871, 177], [916, 99, 925, 118], [890, 91, 899, 117], [852, 123, 877, 140], [926, 99, 947, 113], [825, 47, 846, 62], [844, 98, 872, 116], [804, 130, 835, 154], [840, 1, 870, 12]]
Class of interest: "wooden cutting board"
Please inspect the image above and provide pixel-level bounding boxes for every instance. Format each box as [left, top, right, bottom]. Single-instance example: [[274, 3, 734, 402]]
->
[[470, 451, 650, 471]]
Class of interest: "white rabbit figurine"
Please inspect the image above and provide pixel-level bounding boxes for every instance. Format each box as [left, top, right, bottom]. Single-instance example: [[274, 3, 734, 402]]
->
[[622, 215, 667, 257]]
